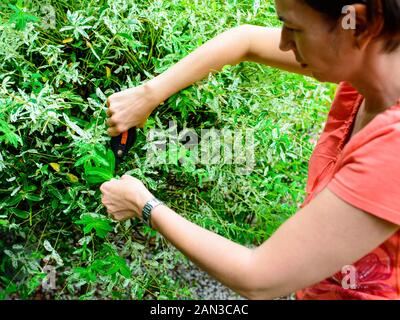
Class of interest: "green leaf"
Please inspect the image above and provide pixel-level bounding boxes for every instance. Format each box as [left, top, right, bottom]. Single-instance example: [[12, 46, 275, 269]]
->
[[74, 154, 92, 167], [75, 215, 113, 238], [106, 149, 115, 173], [73, 267, 97, 283], [47, 186, 63, 200], [117, 33, 133, 41], [104, 255, 131, 278], [92, 154, 110, 168], [119, 262, 131, 278], [8, 3, 40, 31], [10, 208, 29, 219], [24, 185, 37, 192], [0, 119, 22, 148], [5, 194, 23, 207], [25, 194, 42, 202], [84, 165, 113, 185]]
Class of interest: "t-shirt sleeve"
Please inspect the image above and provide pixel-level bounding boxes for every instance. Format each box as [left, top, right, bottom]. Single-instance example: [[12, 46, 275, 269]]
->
[[327, 122, 400, 225]]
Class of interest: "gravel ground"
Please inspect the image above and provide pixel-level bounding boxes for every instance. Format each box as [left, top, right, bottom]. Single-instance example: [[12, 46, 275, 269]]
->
[[168, 259, 246, 300], [167, 252, 296, 300]]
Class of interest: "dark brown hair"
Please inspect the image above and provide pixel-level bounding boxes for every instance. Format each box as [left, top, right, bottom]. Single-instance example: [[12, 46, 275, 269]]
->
[[303, 0, 400, 52]]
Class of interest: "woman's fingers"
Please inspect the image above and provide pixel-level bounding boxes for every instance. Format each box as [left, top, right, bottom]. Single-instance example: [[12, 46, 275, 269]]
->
[[107, 126, 121, 137], [105, 85, 157, 136], [106, 117, 116, 127]]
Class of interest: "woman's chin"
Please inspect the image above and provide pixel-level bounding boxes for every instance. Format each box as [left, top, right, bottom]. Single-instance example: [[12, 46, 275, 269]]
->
[[310, 68, 344, 83]]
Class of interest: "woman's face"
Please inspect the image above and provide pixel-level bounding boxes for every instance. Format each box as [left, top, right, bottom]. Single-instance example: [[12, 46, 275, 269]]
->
[[275, 0, 365, 83]]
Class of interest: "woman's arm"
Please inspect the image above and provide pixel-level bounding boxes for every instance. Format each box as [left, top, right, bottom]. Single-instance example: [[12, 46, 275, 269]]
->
[[144, 25, 252, 105], [106, 25, 310, 136], [148, 188, 398, 299], [146, 25, 310, 104], [100, 176, 399, 299], [244, 25, 312, 76]]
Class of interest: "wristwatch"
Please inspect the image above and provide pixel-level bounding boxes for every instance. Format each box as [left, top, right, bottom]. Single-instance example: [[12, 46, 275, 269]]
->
[[142, 198, 164, 229]]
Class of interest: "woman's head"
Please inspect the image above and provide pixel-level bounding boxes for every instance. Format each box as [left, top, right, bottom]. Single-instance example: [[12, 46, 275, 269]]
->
[[303, 0, 400, 52], [275, 0, 400, 83]]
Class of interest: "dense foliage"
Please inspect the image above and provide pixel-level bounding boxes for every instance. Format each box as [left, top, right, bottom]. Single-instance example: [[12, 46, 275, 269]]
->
[[0, 0, 335, 299]]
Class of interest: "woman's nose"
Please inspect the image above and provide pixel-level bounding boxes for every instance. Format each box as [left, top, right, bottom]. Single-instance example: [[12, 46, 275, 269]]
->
[[279, 28, 295, 52]]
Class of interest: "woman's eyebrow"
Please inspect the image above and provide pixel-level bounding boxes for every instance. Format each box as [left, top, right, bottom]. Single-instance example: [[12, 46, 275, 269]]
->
[[278, 15, 295, 25]]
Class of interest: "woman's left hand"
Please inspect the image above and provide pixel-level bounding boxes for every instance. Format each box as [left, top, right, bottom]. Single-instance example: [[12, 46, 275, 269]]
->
[[100, 175, 154, 222]]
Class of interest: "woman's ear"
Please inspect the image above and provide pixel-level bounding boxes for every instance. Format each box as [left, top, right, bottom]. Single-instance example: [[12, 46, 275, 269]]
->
[[352, 3, 384, 50]]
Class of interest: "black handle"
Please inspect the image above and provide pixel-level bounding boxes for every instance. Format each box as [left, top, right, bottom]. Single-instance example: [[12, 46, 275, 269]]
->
[[109, 87, 137, 170], [110, 127, 137, 166]]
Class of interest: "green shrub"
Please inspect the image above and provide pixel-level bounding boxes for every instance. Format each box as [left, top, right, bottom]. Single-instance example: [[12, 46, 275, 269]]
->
[[0, 0, 335, 299]]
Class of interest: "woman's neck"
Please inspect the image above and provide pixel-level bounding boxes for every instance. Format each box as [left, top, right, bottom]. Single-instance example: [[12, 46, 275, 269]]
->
[[350, 48, 400, 115]]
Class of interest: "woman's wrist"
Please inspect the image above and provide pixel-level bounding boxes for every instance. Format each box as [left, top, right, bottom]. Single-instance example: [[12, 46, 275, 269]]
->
[[148, 203, 165, 231], [139, 193, 154, 219], [141, 198, 165, 229], [126, 187, 154, 219], [144, 76, 173, 107]]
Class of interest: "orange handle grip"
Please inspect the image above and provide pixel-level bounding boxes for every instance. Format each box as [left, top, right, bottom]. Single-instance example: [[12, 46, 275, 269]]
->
[[121, 131, 128, 145]]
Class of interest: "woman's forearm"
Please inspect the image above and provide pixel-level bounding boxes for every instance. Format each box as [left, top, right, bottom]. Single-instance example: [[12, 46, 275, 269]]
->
[[145, 25, 252, 104], [150, 204, 255, 298]]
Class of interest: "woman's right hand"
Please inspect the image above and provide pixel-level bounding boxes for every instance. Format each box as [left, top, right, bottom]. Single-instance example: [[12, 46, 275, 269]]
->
[[106, 83, 161, 137]]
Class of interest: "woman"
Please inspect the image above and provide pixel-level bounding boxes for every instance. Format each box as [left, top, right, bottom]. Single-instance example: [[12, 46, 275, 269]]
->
[[100, 0, 400, 300]]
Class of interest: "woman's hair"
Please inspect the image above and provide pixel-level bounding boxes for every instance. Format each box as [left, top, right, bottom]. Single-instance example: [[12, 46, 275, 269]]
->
[[302, 0, 400, 52]]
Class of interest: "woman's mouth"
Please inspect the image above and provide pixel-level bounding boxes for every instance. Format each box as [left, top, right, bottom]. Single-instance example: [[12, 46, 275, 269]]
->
[[301, 63, 308, 68]]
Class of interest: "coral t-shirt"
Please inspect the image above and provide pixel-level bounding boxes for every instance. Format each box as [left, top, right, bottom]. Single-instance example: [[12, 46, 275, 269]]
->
[[296, 82, 400, 300]]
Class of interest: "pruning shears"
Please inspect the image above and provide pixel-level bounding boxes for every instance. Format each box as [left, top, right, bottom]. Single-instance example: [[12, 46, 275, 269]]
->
[[109, 88, 137, 173], [110, 127, 137, 173]]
